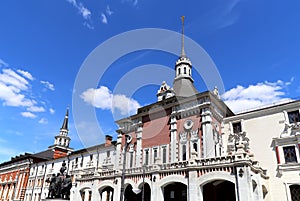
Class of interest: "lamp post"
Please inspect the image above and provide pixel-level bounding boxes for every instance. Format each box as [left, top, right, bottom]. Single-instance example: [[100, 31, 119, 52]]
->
[[119, 134, 132, 201]]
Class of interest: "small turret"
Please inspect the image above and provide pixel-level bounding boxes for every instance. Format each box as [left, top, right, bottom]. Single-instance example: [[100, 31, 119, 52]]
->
[[48, 107, 73, 158]]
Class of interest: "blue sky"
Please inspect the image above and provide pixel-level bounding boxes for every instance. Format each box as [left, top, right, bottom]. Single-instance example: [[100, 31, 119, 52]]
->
[[0, 0, 299, 162]]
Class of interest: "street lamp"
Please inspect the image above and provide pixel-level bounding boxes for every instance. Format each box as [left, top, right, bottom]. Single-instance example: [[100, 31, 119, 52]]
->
[[120, 134, 132, 201]]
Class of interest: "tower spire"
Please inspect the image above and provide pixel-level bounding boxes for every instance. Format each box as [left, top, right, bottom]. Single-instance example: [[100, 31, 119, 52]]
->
[[48, 106, 73, 155], [61, 106, 69, 130], [173, 16, 198, 97], [181, 16, 186, 57]]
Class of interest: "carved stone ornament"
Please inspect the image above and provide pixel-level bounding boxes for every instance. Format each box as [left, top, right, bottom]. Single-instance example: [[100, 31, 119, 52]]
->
[[190, 130, 199, 142], [180, 132, 188, 143], [184, 119, 194, 130], [227, 132, 250, 154], [281, 121, 300, 137]]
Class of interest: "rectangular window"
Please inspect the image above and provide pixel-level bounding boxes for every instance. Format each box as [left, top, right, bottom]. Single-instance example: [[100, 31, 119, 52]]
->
[[182, 145, 187, 161], [283, 146, 298, 163], [145, 150, 149, 165], [130, 152, 134, 168], [232, 122, 242, 133], [162, 147, 167, 163], [154, 149, 158, 159], [288, 110, 300, 124]]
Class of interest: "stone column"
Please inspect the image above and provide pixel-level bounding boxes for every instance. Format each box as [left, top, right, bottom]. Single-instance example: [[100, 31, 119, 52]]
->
[[235, 166, 254, 201], [201, 108, 214, 158], [116, 133, 123, 168], [255, 176, 264, 201], [151, 172, 161, 201], [83, 189, 90, 201], [91, 183, 100, 201], [170, 114, 178, 162], [188, 170, 200, 201], [114, 177, 121, 201], [136, 124, 143, 167]]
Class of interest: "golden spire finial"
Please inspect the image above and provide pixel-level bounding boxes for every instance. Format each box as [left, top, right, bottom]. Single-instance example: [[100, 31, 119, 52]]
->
[[181, 16, 186, 57]]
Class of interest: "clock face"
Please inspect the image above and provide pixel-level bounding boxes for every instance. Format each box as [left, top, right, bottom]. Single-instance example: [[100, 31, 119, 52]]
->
[[184, 119, 194, 130]]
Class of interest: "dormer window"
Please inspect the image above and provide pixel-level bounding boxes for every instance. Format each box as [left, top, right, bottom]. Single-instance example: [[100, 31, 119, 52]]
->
[[288, 110, 300, 124], [232, 122, 242, 133]]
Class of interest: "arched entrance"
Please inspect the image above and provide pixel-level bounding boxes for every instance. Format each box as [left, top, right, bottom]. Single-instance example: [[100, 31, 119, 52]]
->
[[203, 180, 236, 201], [163, 182, 187, 201], [99, 186, 114, 201], [124, 183, 151, 201]]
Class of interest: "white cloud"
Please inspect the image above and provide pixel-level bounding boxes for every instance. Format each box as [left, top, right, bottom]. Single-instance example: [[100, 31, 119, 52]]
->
[[0, 65, 54, 120], [0, 68, 35, 107], [40, 80, 55, 91], [123, 0, 138, 6], [27, 106, 45, 112], [222, 80, 292, 113], [106, 5, 114, 16], [21, 111, 37, 118], [49, 108, 55, 114], [0, 69, 29, 90], [101, 13, 108, 24], [17, 69, 34, 81], [66, 0, 93, 29], [0, 59, 8, 67], [38, 118, 48, 124], [81, 86, 141, 115]]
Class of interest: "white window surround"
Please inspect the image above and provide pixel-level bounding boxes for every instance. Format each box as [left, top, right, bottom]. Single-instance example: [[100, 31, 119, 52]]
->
[[275, 138, 300, 173], [229, 119, 244, 134], [153, 148, 158, 164], [161, 145, 169, 164], [284, 182, 300, 201], [284, 109, 300, 125]]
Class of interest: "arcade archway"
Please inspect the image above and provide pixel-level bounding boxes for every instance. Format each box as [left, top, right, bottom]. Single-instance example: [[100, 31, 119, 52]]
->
[[124, 183, 151, 201], [163, 182, 187, 201], [99, 186, 114, 201], [203, 180, 236, 201]]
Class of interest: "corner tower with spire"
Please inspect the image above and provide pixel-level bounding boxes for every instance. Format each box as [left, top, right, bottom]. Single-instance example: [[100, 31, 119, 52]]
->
[[48, 107, 73, 158], [173, 16, 198, 97]]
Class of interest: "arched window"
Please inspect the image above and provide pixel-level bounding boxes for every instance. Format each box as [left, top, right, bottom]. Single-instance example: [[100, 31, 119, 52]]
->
[[178, 68, 181, 75], [184, 67, 186, 74], [162, 147, 167, 163]]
